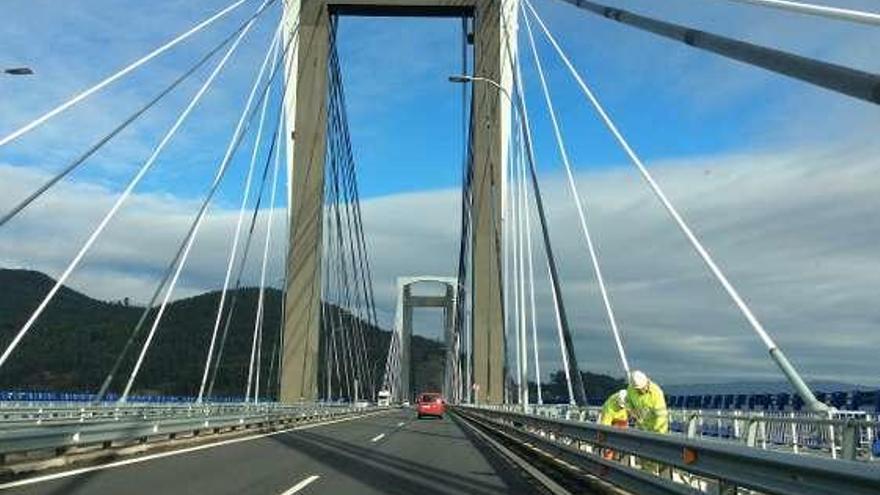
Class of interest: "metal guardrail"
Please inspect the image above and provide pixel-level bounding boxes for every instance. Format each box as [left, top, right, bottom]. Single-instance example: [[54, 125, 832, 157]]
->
[[0, 402, 353, 428], [669, 409, 878, 461], [483, 403, 880, 461], [457, 406, 880, 495], [0, 404, 381, 460]]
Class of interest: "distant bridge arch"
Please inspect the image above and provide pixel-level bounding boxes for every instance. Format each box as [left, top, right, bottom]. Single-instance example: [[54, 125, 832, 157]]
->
[[383, 276, 458, 403]]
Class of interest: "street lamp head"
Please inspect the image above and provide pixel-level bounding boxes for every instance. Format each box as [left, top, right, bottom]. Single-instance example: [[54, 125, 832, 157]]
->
[[448, 75, 472, 84], [4, 67, 34, 76]]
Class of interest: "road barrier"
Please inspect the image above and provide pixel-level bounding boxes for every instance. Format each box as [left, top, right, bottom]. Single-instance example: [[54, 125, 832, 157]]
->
[[0, 403, 381, 462], [0, 401, 355, 428], [484, 403, 879, 461], [456, 405, 880, 495]]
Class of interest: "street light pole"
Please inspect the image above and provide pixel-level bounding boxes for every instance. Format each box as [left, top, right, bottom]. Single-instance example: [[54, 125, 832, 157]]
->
[[448, 74, 589, 407]]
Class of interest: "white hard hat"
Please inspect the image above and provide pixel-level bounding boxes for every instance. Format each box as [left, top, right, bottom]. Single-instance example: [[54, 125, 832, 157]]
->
[[615, 389, 627, 405], [630, 370, 649, 390]]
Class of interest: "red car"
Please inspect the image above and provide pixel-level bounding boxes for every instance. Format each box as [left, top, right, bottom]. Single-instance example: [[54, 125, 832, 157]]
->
[[416, 392, 445, 419]]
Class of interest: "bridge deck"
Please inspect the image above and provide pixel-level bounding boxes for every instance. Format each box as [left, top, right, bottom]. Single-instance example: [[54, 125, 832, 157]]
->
[[2, 410, 536, 495]]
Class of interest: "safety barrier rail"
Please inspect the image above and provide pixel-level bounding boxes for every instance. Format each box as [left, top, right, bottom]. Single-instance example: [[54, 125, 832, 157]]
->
[[0, 401, 358, 428], [0, 404, 382, 461], [456, 406, 880, 495], [668, 409, 878, 461], [479, 403, 880, 461]]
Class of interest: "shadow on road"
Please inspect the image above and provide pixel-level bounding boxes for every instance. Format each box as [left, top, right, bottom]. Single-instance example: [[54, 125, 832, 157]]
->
[[269, 423, 530, 495]]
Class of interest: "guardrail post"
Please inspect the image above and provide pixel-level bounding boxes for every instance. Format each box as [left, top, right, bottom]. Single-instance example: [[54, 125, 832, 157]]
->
[[841, 423, 858, 461], [687, 414, 699, 438], [828, 410, 838, 459], [732, 410, 741, 439], [759, 415, 768, 449], [745, 419, 758, 447]]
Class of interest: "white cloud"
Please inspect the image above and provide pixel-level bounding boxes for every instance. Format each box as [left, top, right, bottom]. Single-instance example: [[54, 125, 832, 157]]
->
[[0, 0, 281, 187], [2, 137, 878, 386], [2, 0, 878, 389]]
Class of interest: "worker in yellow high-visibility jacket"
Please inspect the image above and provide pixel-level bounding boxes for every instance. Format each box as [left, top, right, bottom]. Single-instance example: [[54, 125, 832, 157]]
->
[[600, 389, 629, 427], [599, 389, 629, 460], [626, 370, 670, 476], [625, 370, 668, 434]]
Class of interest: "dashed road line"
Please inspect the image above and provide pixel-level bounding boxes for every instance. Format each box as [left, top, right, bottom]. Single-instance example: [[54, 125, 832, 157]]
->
[[279, 475, 320, 494], [0, 411, 389, 491]]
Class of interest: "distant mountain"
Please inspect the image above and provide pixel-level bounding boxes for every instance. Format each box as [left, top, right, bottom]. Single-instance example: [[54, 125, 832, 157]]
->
[[664, 380, 875, 396], [0, 269, 628, 402], [0, 268, 444, 399]]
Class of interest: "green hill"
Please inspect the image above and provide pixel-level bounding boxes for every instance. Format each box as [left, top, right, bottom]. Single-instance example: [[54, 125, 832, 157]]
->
[[0, 269, 623, 403], [0, 269, 445, 400]]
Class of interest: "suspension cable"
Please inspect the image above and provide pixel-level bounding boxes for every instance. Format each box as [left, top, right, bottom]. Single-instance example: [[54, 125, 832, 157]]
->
[[552, 0, 880, 105], [89, 17, 284, 404], [515, 112, 530, 407], [511, 118, 528, 406], [0, 8, 273, 229], [500, 2, 585, 405], [0, 0, 256, 148], [203, 24, 298, 402], [518, 115, 543, 405], [526, 0, 827, 411], [322, 20, 379, 402], [713, 0, 880, 26], [0, 0, 276, 374], [120, 15, 291, 402], [197, 20, 284, 402], [246, 84, 286, 403], [521, 6, 631, 376], [206, 97, 287, 400]]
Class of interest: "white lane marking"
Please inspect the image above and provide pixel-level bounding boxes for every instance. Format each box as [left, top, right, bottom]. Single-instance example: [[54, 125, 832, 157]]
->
[[370, 433, 385, 442], [0, 411, 388, 491], [396, 422, 405, 427], [279, 475, 320, 495]]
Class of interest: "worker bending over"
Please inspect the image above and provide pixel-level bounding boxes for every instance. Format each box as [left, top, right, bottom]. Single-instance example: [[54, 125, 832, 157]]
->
[[626, 370, 669, 476], [625, 370, 668, 434], [599, 389, 629, 460], [600, 389, 629, 427]]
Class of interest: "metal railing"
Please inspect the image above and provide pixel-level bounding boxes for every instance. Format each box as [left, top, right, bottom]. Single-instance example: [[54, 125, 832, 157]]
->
[[0, 401, 358, 428], [456, 406, 880, 495], [0, 403, 383, 460], [669, 409, 878, 461], [479, 403, 880, 461]]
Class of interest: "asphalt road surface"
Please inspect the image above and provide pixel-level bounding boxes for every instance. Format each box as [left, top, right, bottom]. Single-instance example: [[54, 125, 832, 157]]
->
[[0, 409, 539, 495]]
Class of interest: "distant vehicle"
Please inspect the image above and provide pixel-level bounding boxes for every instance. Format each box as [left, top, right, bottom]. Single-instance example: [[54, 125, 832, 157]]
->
[[377, 390, 391, 407], [402, 401, 410, 407], [416, 392, 445, 419], [355, 400, 371, 408]]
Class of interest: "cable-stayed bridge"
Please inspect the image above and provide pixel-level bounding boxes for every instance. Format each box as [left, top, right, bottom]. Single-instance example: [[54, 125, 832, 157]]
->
[[0, 0, 878, 493]]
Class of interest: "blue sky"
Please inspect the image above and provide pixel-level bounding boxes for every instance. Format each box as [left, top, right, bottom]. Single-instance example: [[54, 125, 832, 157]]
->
[[2, 0, 877, 200], [1, 0, 879, 386]]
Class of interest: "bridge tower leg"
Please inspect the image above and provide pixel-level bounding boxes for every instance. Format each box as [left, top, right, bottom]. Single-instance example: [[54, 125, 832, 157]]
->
[[471, 0, 516, 405], [279, 0, 514, 405], [280, 0, 328, 403], [400, 285, 413, 402]]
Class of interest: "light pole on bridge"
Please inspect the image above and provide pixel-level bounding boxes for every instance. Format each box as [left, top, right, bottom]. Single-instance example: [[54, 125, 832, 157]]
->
[[449, 74, 589, 408]]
